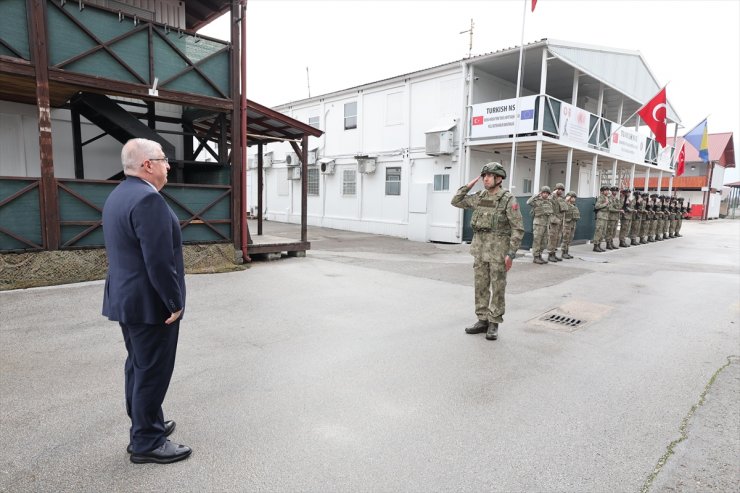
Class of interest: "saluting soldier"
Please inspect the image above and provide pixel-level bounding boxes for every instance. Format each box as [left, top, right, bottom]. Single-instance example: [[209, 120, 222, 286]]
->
[[618, 188, 633, 247], [630, 191, 644, 246], [664, 197, 673, 239], [527, 186, 554, 265], [606, 186, 621, 249], [648, 194, 659, 242], [655, 195, 666, 241], [561, 191, 580, 259], [547, 183, 567, 262], [592, 185, 610, 252], [639, 193, 651, 244], [451, 162, 525, 341], [676, 198, 686, 236]]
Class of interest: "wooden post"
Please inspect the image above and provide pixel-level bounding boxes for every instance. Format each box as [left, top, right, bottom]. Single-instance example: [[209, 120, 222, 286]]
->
[[301, 135, 308, 243], [257, 142, 263, 235], [229, 0, 242, 251], [28, 0, 59, 249]]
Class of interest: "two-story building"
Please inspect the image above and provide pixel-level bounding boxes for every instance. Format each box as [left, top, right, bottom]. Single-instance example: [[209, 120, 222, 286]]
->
[[250, 39, 681, 245]]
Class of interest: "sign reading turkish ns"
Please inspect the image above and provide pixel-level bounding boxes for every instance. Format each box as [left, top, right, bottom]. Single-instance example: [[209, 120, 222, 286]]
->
[[470, 96, 537, 139], [610, 127, 645, 164]]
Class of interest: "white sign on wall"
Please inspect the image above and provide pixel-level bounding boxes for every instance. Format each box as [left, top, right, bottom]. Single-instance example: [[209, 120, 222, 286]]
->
[[657, 146, 673, 168], [610, 127, 645, 164], [470, 96, 537, 139], [558, 102, 590, 145]]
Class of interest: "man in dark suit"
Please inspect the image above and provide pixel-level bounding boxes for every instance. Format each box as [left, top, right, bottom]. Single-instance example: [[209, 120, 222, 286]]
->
[[103, 138, 191, 464]]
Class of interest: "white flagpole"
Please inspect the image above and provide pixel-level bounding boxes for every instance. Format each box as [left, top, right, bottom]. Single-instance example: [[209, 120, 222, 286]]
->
[[508, 0, 528, 186]]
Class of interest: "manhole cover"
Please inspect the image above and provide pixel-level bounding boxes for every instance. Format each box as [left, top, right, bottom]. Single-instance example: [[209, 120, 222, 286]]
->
[[527, 300, 613, 332]]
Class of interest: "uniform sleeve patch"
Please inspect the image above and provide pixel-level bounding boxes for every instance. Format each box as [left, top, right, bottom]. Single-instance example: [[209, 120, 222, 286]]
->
[[511, 203, 519, 210]]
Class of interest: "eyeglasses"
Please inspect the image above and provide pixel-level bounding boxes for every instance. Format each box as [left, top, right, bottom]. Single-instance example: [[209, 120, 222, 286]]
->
[[141, 157, 169, 167]]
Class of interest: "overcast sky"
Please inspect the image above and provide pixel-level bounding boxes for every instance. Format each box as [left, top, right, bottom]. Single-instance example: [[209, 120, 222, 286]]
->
[[201, 0, 740, 183]]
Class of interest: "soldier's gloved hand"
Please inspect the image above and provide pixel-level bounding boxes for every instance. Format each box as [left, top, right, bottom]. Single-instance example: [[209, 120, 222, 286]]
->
[[504, 254, 514, 272]]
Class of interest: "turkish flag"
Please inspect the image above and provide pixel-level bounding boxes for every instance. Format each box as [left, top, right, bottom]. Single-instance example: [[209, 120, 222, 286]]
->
[[637, 87, 667, 148], [676, 142, 686, 177], [532, 0, 537, 12], [472, 116, 484, 125]]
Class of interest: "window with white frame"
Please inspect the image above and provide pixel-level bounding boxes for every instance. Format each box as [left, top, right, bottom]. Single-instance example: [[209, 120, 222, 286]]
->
[[308, 115, 320, 129], [307, 168, 319, 196], [342, 169, 356, 195], [344, 101, 357, 130], [385, 167, 401, 196], [523, 178, 533, 194], [433, 174, 450, 191]]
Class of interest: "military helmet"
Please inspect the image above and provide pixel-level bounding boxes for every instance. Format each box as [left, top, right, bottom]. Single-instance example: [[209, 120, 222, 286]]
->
[[480, 162, 506, 178], [678, 197, 684, 202], [600, 185, 609, 191], [555, 183, 565, 190], [610, 186, 619, 191], [540, 185, 551, 193], [566, 191, 577, 198]]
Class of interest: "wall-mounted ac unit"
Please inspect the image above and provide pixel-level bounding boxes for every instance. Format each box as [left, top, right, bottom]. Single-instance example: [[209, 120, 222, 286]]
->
[[286, 151, 300, 166], [287, 166, 301, 180], [356, 155, 377, 174], [425, 130, 454, 155], [248, 157, 256, 169], [263, 152, 273, 168], [319, 158, 336, 175], [308, 148, 318, 165]]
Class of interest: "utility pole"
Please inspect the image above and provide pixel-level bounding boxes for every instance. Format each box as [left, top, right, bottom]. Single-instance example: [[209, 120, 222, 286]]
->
[[459, 18, 474, 58], [306, 66, 311, 98]]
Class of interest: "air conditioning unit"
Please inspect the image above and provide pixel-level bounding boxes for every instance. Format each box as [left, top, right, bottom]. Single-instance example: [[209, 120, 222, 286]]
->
[[285, 151, 300, 166], [356, 155, 377, 174], [287, 166, 301, 180], [247, 157, 256, 169], [425, 130, 454, 155], [263, 152, 273, 168], [308, 148, 318, 165], [319, 158, 336, 175]]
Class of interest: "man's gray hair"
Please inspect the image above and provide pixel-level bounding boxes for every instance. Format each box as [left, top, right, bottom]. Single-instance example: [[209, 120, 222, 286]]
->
[[121, 138, 163, 174]]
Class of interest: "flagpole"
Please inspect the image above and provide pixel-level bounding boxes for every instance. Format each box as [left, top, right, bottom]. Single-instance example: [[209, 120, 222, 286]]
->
[[508, 0, 528, 187], [597, 84, 668, 147]]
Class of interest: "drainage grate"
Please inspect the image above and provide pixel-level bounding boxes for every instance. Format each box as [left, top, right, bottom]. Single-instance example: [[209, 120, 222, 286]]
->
[[541, 313, 583, 328]]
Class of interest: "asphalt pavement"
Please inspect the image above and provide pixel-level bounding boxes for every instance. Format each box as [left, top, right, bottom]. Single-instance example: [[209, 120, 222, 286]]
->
[[1, 219, 738, 492]]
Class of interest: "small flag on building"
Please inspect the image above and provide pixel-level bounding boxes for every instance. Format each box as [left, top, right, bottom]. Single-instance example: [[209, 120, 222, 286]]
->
[[675, 142, 686, 177], [684, 118, 709, 163], [637, 87, 667, 148], [532, 0, 538, 12]]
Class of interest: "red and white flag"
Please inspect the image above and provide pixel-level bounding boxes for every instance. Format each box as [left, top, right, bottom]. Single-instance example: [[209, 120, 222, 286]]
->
[[532, 0, 538, 12], [675, 142, 686, 177], [637, 87, 667, 148]]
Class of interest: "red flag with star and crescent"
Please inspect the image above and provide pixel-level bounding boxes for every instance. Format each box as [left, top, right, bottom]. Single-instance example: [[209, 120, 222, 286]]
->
[[532, 0, 537, 12], [676, 142, 686, 177], [637, 87, 667, 148]]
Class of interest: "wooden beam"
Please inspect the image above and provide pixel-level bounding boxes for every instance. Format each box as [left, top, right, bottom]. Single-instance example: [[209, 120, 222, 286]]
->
[[71, 108, 84, 179], [28, 0, 59, 249], [229, 0, 241, 250]]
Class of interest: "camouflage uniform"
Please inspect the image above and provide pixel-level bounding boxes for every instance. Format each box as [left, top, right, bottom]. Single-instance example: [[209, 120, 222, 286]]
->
[[639, 194, 652, 243], [547, 183, 567, 261], [561, 192, 580, 259], [526, 186, 553, 264], [606, 187, 621, 249], [676, 199, 686, 236], [663, 198, 672, 238], [629, 193, 644, 245], [618, 189, 633, 247], [655, 196, 665, 241], [592, 186, 610, 252], [648, 195, 658, 242], [451, 162, 524, 339]]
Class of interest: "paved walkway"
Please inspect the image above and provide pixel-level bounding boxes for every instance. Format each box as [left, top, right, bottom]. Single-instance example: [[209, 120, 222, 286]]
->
[[1, 219, 738, 492]]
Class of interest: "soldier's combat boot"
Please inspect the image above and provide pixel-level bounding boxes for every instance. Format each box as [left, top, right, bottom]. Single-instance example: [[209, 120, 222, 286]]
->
[[561, 249, 573, 259], [640, 238, 647, 244], [533, 256, 546, 265], [593, 244, 604, 253], [548, 252, 560, 262], [485, 323, 499, 341], [612, 240, 619, 249], [465, 319, 488, 334], [606, 240, 614, 250]]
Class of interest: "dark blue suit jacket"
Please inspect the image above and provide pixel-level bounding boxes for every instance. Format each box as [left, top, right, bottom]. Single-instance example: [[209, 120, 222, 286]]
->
[[102, 177, 185, 325]]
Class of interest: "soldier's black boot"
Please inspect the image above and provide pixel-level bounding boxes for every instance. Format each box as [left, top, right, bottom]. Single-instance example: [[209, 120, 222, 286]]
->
[[548, 252, 560, 262], [606, 240, 614, 250], [562, 249, 573, 259], [640, 237, 647, 244], [465, 320, 488, 334], [485, 323, 499, 340], [533, 256, 546, 265], [611, 240, 619, 249], [619, 239, 629, 247]]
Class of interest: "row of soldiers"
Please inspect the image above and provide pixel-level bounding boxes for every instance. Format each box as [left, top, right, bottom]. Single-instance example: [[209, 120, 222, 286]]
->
[[592, 187, 690, 252], [526, 183, 580, 264]]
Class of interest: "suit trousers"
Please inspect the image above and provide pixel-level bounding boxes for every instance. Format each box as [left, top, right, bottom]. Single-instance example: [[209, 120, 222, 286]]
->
[[121, 320, 180, 453], [473, 259, 506, 324]]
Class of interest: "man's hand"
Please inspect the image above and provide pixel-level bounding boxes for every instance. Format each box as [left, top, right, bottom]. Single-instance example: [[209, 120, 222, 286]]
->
[[466, 176, 480, 188], [165, 309, 183, 325], [504, 255, 513, 272]]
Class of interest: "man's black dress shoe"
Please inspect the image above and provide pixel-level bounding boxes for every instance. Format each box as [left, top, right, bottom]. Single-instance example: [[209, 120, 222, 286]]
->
[[130, 439, 192, 464], [127, 420, 175, 454]]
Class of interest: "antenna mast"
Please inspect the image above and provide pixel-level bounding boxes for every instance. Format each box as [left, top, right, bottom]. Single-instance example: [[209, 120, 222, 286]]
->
[[306, 66, 311, 98], [459, 18, 474, 58]]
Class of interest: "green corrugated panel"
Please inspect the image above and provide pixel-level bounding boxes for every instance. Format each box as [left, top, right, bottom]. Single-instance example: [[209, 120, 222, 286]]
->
[[198, 53, 230, 97], [110, 30, 150, 82], [152, 34, 189, 83], [163, 69, 220, 98], [47, 4, 97, 66], [59, 2, 135, 43], [163, 185, 231, 242], [181, 224, 230, 243], [158, 28, 227, 64], [58, 182, 117, 247], [60, 224, 105, 247], [0, 0, 30, 60], [0, 179, 42, 251], [66, 50, 140, 83], [184, 166, 231, 185]]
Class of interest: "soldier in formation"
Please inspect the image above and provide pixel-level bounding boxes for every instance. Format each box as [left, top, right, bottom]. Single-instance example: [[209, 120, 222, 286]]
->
[[592, 185, 610, 252], [629, 191, 644, 245], [605, 186, 621, 249], [527, 186, 553, 265], [618, 188, 633, 248], [561, 191, 580, 259], [451, 162, 524, 341], [547, 183, 568, 262]]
